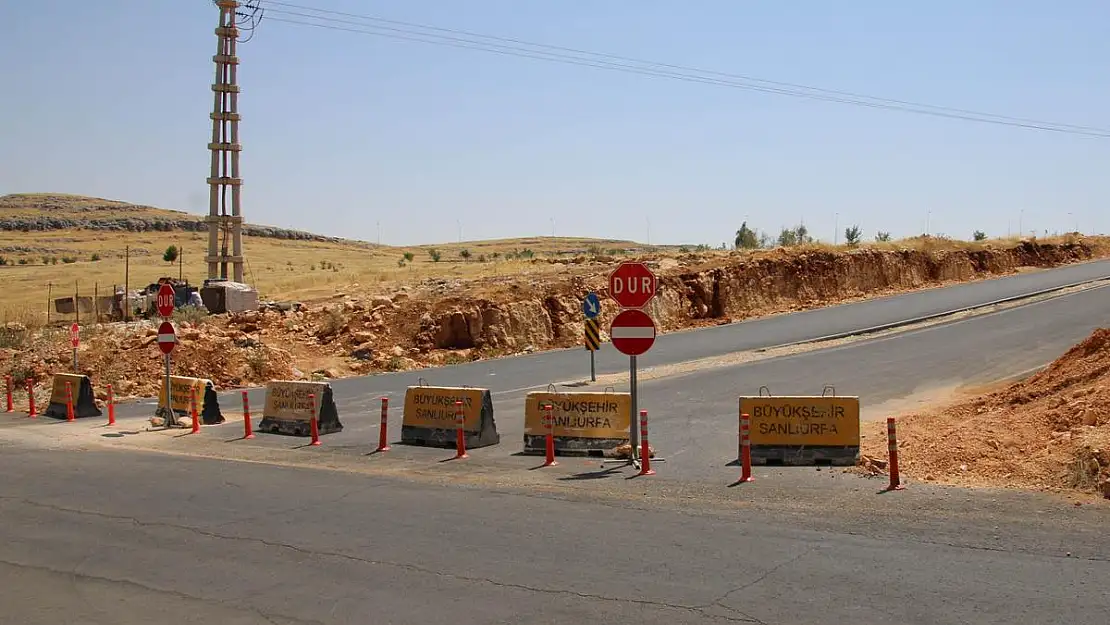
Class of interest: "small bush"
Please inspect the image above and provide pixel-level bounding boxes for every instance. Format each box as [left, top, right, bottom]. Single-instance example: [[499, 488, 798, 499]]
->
[[61, 257, 77, 264], [42, 256, 50, 265], [51, 257, 58, 265], [875, 232, 892, 242], [477, 254, 486, 263], [90, 253, 101, 262], [172, 306, 208, 326], [163, 245, 178, 263], [0, 256, 7, 266], [519, 248, 535, 259], [973, 230, 987, 241], [844, 225, 862, 247], [244, 348, 270, 379], [403, 252, 415, 263], [428, 249, 442, 262], [17, 258, 29, 265]]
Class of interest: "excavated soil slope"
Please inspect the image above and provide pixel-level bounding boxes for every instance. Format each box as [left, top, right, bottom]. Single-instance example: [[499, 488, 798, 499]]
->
[[861, 328, 1110, 498]]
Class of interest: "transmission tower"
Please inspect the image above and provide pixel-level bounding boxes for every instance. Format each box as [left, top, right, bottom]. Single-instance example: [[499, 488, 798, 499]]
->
[[207, 0, 263, 283]]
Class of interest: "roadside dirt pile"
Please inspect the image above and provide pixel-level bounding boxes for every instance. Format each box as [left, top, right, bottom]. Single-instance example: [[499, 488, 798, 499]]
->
[[862, 328, 1110, 497], [0, 321, 297, 409], [3, 238, 1107, 407]]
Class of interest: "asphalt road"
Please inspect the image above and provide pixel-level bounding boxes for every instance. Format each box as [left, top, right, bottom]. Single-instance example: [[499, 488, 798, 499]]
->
[[96, 277, 1110, 484], [112, 257, 1110, 420], [0, 447, 1107, 625]]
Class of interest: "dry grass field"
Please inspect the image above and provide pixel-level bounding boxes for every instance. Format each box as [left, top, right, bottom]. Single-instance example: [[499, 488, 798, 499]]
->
[[0, 193, 670, 324]]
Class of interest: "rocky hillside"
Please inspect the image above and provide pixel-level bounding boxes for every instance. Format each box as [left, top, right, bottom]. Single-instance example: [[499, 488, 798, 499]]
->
[[0, 194, 365, 245]]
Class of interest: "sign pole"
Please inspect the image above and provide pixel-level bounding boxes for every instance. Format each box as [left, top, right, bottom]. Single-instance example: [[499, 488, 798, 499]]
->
[[629, 354, 639, 463], [164, 353, 173, 426], [590, 350, 596, 382]]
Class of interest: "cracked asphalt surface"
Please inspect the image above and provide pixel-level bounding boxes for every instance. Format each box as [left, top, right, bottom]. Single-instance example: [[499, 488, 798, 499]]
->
[[1, 447, 1108, 625]]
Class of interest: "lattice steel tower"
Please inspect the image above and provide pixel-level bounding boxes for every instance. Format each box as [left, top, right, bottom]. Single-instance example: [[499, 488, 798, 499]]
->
[[207, 0, 262, 282]]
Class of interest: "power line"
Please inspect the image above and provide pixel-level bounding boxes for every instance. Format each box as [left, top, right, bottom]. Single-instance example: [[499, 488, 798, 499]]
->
[[262, 0, 1110, 138]]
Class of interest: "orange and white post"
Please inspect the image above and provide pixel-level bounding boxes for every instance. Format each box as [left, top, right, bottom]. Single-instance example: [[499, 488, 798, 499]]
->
[[65, 381, 75, 422], [241, 391, 254, 439], [637, 409, 654, 476], [376, 396, 390, 452], [886, 417, 904, 491], [190, 386, 201, 434], [738, 412, 754, 483], [309, 393, 321, 446], [454, 399, 468, 459], [106, 383, 116, 426], [542, 403, 557, 467]]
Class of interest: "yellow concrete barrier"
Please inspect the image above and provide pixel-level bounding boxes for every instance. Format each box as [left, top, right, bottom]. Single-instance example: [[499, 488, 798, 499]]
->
[[45, 373, 101, 419], [156, 376, 225, 424], [259, 380, 343, 437], [738, 395, 860, 466], [401, 385, 499, 449], [523, 391, 631, 456]]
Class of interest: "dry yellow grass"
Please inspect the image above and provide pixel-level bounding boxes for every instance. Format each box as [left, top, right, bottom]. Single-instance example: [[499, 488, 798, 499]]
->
[[2, 193, 1098, 326]]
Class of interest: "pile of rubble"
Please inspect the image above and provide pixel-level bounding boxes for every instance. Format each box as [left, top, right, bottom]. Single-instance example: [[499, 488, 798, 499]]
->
[[862, 328, 1110, 498]]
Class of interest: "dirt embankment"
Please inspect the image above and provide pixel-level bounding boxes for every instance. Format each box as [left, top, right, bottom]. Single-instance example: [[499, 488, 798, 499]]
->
[[862, 328, 1110, 498], [417, 239, 1102, 351], [2, 238, 1107, 407]]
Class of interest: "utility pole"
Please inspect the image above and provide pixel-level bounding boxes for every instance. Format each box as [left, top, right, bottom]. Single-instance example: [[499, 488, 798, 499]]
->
[[207, 1, 262, 284]]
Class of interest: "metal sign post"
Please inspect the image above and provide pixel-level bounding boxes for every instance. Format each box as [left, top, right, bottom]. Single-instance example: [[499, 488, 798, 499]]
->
[[156, 284, 177, 427], [607, 262, 663, 471], [582, 292, 601, 383], [70, 323, 79, 372]]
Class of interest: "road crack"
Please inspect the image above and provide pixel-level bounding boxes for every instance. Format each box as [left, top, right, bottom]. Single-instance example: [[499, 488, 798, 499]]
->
[[0, 557, 325, 625], [1, 495, 758, 622]]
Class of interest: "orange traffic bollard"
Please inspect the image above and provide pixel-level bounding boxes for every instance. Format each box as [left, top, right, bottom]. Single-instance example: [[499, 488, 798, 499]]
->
[[637, 409, 654, 476], [309, 393, 321, 446], [241, 391, 254, 439], [738, 412, 754, 482], [376, 396, 390, 452], [542, 403, 557, 466], [886, 417, 904, 491], [65, 381, 75, 422], [190, 387, 200, 434], [106, 384, 116, 426], [454, 400, 468, 459]]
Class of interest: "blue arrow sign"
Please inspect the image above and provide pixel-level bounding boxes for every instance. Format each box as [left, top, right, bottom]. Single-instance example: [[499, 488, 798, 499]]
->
[[582, 292, 601, 319]]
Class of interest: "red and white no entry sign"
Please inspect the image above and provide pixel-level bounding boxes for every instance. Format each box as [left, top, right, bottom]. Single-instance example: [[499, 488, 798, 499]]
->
[[157, 321, 176, 355], [156, 283, 176, 318], [608, 261, 657, 309], [70, 323, 79, 348], [610, 309, 656, 356]]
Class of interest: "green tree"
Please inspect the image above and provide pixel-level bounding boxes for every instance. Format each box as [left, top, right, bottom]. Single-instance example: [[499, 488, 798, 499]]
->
[[875, 231, 892, 242], [403, 252, 415, 263], [428, 248, 442, 262], [163, 245, 179, 264], [734, 222, 759, 249], [844, 225, 862, 247], [973, 230, 987, 241], [459, 248, 471, 261]]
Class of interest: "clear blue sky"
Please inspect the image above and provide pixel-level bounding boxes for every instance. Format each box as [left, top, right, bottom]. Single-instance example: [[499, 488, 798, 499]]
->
[[2, 1, 1107, 245]]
